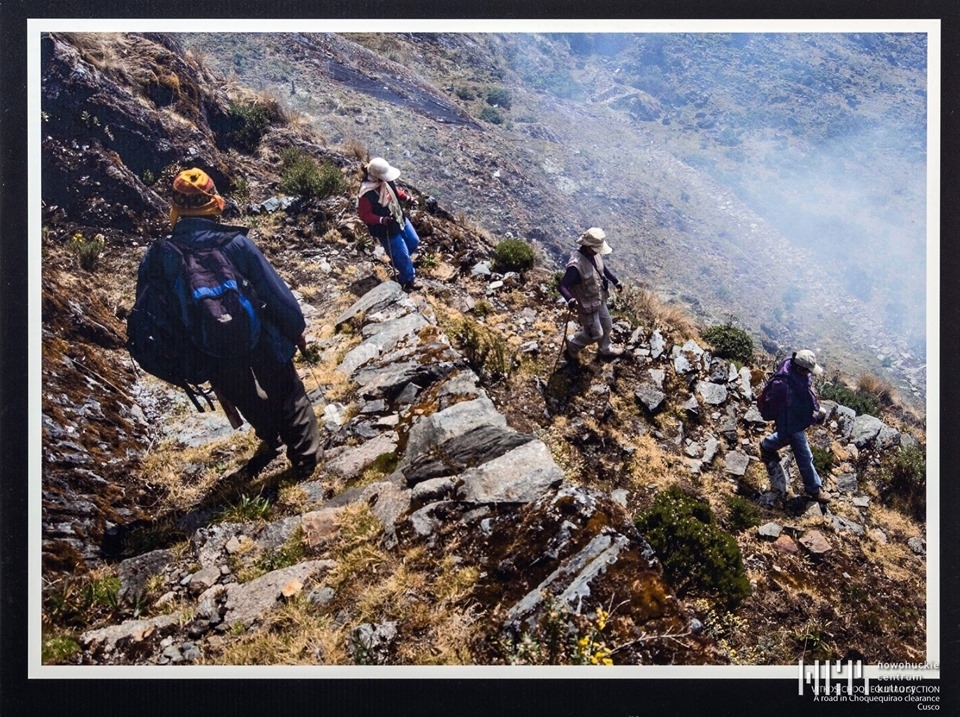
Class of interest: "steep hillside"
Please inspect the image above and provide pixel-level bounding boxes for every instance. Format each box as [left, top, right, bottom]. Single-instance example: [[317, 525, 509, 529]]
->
[[39, 32, 928, 668], [179, 31, 928, 404]]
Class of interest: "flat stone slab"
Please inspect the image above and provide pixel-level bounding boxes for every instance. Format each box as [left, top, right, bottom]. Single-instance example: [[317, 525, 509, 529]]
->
[[222, 561, 336, 628], [334, 281, 406, 328], [339, 312, 429, 375], [696, 381, 728, 405], [758, 522, 783, 539], [405, 424, 535, 486], [723, 450, 750, 476], [773, 535, 799, 554], [400, 396, 507, 470], [456, 440, 563, 503], [325, 432, 399, 480], [799, 530, 832, 556], [81, 613, 183, 651]]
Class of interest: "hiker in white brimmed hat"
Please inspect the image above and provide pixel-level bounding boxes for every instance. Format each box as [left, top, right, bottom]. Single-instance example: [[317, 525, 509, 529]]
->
[[356, 157, 421, 292], [557, 227, 624, 363]]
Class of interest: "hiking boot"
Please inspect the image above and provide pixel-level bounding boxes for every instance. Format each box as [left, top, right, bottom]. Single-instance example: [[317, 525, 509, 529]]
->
[[805, 489, 832, 503], [598, 346, 624, 360], [401, 279, 421, 293], [254, 437, 283, 457], [759, 443, 779, 464], [294, 461, 317, 480]]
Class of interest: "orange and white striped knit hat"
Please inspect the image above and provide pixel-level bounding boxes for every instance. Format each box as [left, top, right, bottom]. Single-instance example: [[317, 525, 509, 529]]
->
[[169, 168, 225, 226]]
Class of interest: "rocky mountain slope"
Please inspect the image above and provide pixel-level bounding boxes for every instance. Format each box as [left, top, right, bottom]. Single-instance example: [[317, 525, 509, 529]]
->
[[39, 32, 927, 668], [179, 31, 928, 404]]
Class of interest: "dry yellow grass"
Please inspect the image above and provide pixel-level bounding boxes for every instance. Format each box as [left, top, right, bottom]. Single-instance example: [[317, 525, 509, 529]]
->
[[617, 283, 699, 339], [206, 598, 347, 665], [137, 428, 262, 512], [627, 433, 681, 491], [539, 419, 586, 481], [856, 372, 897, 407], [341, 138, 369, 163]]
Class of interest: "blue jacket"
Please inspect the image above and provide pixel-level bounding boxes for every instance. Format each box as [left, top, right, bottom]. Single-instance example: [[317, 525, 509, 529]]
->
[[138, 217, 304, 364], [767, 356, 820, 435]]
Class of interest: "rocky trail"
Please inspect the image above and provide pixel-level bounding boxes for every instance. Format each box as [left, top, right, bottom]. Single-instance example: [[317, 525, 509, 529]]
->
[[38, 32, 928, 669]]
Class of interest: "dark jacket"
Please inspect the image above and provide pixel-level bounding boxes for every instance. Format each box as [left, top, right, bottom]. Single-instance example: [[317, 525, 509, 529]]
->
[[767, 356, 821, 435], [138, 217, 305, 364]]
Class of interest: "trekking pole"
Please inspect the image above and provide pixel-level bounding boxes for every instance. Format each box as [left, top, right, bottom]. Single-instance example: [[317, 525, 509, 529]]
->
[[552, 308, 573, 373], [212, 384, 244, 429]]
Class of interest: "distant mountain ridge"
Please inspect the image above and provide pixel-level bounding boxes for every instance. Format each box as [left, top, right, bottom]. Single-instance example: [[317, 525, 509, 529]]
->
[[181, 31, 927, 404]]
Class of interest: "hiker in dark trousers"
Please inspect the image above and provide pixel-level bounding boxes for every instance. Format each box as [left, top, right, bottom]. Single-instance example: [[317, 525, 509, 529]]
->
[[141, 168, 322, 478], [558, 227, 624, 362], [759, 350, 831, 502], [356, 157, 421, 292]]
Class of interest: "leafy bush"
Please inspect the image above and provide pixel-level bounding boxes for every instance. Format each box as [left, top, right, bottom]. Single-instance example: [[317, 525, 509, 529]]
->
[[279, 149, 347, 200], [42, 633, 81, 665], [811, 445, 835, 477], [479, 106, 504, 125], [227, 102, 272, 153], [486, 86, 513, 109], [817, 375, 880, 417], [493, 239, 535, 274], [877, 443, 926, 521], [67, 232, 106, 272], [701, 323, 754, 365], [455, 85, 476, 101], [725, 495, 762, 533], [635, 486, 751, 608]]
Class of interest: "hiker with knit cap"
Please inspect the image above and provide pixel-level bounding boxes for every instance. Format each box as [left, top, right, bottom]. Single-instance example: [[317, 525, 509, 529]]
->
[[137, 167, 322, 478], [558, 227, 624, 362], [759, 349, 831, 502], [356, 157, 421, 292]]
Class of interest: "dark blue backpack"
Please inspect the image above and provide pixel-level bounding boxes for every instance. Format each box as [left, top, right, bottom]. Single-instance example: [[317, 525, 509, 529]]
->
[[166, 239, 262, 360], [127, 235, 262, 410]]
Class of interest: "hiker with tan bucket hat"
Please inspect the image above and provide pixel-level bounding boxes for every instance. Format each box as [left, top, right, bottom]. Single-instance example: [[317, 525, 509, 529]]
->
[[557, 227, 625, 363]]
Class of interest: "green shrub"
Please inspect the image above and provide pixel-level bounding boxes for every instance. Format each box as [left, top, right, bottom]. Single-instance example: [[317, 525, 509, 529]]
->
[[486, 86, 513, 109], [455, 85, 476, 101], [493, 239, 535, 274], [725, 495, 762, 533], [811, 445, 835, 477], [877, 443, 926, 521], [279, 149, 347, 200], [227, 102, 272, 153], [42, 633, 81, 664], [701, 323, 754, 365], [67, 232, 105, 272], [635, 486, 751, 608], [479, 106, 505, 125], [816, 375, 880, 417]]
